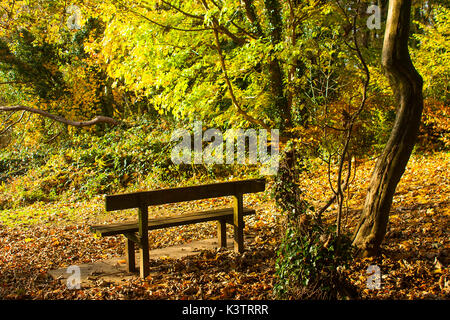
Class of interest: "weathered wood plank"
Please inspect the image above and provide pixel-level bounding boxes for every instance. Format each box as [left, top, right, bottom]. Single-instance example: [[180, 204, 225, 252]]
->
[[90, 207, 255, 237], [105, 179, 265, 211]]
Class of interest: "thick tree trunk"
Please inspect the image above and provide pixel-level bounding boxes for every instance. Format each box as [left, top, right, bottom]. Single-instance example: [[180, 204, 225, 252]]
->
[[352, 0, 423, 256]]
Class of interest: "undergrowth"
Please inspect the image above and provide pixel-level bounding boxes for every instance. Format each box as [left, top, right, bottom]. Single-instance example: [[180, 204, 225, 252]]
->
[[274, 217, 356, 299], [0, 118, 255, 210]]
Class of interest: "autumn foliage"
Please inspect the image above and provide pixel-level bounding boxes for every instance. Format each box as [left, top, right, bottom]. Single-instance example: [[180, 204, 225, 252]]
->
[[0, 0, 448, 300]]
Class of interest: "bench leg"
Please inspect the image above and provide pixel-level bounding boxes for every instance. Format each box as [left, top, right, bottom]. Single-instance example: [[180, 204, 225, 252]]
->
[[233, 194, 244, 253], [233, 225, 244, 253], [139, 243, 150, 279], [125, 237, 136, 273], [139, 206, 150, 279], [217, 220, 227, 248]]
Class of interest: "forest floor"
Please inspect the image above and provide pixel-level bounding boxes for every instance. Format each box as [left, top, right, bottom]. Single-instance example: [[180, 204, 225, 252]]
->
[[0, 151, 448, 300]]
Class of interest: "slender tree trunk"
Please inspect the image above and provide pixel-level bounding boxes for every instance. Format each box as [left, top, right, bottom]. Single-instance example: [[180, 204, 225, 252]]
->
[[264, 0, 292, 132], [352, 0, 423, 256]]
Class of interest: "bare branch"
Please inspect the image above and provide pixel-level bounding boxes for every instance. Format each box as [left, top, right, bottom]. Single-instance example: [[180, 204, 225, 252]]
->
[[0, 110, 25, 135], [123, 4, 211, 32], [329, 0, 370, 238], [0, 105, 120, 127], [44, 130, 62, 143], [317, 155, 355, 216], [160, 1, 204, 20]]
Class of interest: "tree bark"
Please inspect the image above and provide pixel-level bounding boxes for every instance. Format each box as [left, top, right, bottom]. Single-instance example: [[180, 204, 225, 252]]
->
[[352, 0, 423, 256]]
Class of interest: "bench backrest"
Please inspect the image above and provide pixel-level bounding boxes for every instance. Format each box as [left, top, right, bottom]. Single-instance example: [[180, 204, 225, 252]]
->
[[105, 178, 266, 211]]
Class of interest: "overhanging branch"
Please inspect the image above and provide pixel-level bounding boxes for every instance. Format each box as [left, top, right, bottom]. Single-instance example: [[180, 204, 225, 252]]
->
[[0, 105, 120, 127]]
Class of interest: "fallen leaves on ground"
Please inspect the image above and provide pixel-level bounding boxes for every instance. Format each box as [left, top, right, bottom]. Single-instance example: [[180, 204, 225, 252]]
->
[[0, 152, 448, 300]]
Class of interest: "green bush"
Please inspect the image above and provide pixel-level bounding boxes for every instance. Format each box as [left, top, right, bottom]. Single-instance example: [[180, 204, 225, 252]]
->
[[0, 116, 257, 208], [0, 148, 49, 184]]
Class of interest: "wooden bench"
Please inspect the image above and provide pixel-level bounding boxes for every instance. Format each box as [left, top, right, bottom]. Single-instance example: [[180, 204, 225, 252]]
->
[[90, 178, 266, 278]]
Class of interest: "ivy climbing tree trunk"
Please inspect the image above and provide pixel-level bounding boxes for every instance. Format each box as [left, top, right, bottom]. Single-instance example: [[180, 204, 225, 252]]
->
[[352, 0, 423, 256]]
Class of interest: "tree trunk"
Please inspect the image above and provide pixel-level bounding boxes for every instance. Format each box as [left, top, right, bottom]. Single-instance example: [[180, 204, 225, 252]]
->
[[263, 0, 292, 132], [352, 0, 423, 256]]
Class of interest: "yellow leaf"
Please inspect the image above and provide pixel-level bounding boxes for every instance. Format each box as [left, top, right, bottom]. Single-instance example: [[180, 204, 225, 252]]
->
[[399, 240, 413, 251]]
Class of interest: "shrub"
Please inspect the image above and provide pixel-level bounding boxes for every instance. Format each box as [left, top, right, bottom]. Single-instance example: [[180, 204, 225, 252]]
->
[[274, 217, 356, 299]]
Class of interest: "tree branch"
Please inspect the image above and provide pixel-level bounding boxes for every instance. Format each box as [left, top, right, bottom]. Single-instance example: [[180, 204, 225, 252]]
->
[[0, 105, 120, 127], [241, 0, 263, 36], [199, 0, 247, 45], [328, 0, 370, 238], [212, 27, 270, 131], [124, 5, 211, 32], [160, 1, 204, 20], [213, 17, 248, 45], [0, 110, 25, 135], [229, 20, 258, 40]]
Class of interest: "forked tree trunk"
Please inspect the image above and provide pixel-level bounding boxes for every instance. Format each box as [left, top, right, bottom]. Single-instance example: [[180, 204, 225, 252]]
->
[[352, 0, 423, 256]]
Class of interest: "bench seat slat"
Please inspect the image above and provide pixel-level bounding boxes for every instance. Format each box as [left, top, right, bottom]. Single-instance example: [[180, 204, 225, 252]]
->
[[90, 207, 255, 237]]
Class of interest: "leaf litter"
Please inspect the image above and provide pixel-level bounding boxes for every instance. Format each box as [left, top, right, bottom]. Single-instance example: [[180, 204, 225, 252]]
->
[[0, 152, 448, 299]]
